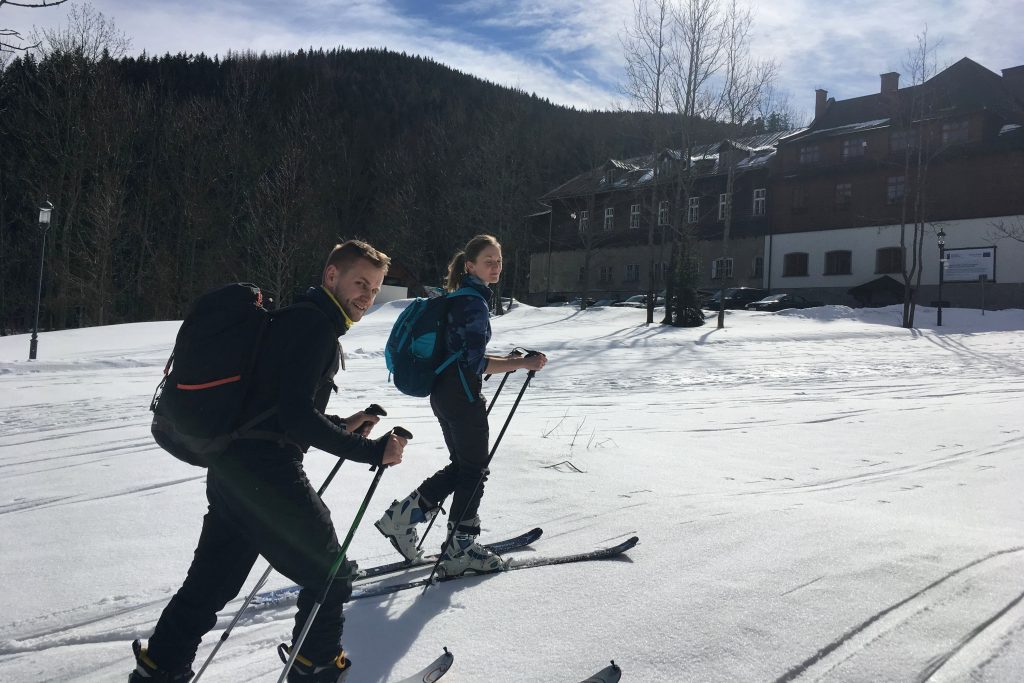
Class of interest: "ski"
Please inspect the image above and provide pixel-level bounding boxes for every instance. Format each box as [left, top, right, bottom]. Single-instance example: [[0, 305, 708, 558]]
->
[[351, 536, 639, 601], [580, 660, 622, 683], [252, 528, 542, 606], [390, 647, 453, 683], [359, 526, 543, 581]]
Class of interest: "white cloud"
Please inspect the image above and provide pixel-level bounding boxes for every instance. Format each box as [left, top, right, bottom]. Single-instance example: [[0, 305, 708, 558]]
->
[[3, 0, 1022, 113]]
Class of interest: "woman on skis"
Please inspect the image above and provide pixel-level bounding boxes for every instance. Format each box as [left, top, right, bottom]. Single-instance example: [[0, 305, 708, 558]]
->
[[375, 233, 547, 576]]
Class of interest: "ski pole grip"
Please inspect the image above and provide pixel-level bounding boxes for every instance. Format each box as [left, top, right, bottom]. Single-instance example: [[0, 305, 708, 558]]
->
[[370, 425, 412, 471], [356, 403, 386, 435]]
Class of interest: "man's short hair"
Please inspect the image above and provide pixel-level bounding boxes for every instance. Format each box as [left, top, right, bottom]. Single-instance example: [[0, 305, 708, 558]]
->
[[324, 239, 391, 277]]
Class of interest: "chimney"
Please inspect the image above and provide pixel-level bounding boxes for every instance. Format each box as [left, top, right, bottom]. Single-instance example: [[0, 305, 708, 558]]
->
[[880, 71, 900, 94], [814, 88, 828, 120], [1002, 65, 1024, 101]]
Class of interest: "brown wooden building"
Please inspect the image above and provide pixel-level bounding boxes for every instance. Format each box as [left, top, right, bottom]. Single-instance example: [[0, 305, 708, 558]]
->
[[532, 57, 1024, 310]]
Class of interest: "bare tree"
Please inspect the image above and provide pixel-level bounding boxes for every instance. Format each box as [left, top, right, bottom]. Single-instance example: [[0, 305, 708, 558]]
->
[[622, 0, 675, 325], [712, 0, 776, 329], [989, 218, 1024, 243], [896, 28, 943, 328], [242, 94, 323, 306], [0, 0, 69, 53], [33, 2, 128, 60], [13, 2, 130, 327], [664, 0, 723, 325]]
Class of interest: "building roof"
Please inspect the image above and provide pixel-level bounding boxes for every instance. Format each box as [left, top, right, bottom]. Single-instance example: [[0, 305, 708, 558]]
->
[[541, 129, 800, 201], [787, 58, 1024, 145]]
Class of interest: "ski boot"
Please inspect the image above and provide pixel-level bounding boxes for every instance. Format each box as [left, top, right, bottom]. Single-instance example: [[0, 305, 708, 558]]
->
[[375, 490, 439, 561], [128, 640, 194, 682], [438, 516, 507, 577], [277, 643, 352, 683]]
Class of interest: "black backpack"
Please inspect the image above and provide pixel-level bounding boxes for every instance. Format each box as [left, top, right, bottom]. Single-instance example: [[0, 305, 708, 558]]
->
[[150, 283, 294, 467]]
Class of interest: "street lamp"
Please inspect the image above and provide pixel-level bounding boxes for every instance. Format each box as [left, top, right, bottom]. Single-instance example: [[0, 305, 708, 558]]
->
[[29, 201, 53, 360], [936, 227, 946, 327]]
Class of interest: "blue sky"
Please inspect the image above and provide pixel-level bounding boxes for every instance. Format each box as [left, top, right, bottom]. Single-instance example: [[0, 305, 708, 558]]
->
[[5, 0, 1024, 121]]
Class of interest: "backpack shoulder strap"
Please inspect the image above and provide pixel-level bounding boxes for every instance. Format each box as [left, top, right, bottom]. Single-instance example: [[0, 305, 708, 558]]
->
[[447, 286, 487, 300]]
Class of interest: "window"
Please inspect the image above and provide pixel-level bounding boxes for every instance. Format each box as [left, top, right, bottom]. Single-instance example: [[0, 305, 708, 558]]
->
[[752, 188, 766, 216], [824, 250, 852, 275], [603, 169, 615, 184], [625, 263, 641, 282], [799, 145, 820, 165], [658, 200, 669, 226], [604, 207, 614, 230], [886, 176, 905, 204], [711, 257, 733, 280], [578, 210, 589, 231], [653, 261, 670, 282], [687, 197, 700, 223], [630, 203, 641, 229], [791, 187, 806, 213], [718, 193, 729, 221], [889, 129, 910, 153], [752, 256, 764, 278], [598, 266, 613, 283], [783, 252, 809, 277], [875, 247, 904, 274], [841, 138, 866, 160], [941, 120, 968, 146], [834, 183, 852, 208]]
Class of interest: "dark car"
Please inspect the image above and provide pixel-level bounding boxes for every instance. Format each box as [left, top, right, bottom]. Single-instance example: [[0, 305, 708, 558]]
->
[[745, 293, 824, 312], [702, 287, 769, 310], [611, 294, 665, 308]]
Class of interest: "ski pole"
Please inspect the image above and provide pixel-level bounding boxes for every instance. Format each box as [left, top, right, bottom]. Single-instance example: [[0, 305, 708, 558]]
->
[[418, 349, 532, 551], [279, 425, 413, 683], [422, 354, 540, 591], [415, 352, 528, 548], [415, 501, 445, 554], [484, 348, 526, 416], [319, 403, 386, 492], [192, 404, 386, 683]]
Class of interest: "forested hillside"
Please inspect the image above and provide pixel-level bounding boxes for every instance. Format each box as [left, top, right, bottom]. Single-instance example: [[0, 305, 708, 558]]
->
[[1, 46, 738, 331]]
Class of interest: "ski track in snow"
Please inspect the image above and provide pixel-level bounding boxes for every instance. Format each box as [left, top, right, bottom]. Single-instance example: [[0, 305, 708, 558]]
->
[[2, 306, 1024, 681], [774, 548, 1024, 683]]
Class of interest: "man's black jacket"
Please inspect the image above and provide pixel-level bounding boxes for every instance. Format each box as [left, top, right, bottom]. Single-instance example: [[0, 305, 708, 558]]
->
[[238, 286, 385, 466]]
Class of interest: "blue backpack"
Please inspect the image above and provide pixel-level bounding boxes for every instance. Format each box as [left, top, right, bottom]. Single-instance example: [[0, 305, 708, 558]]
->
[[385, 287, 485, 397]]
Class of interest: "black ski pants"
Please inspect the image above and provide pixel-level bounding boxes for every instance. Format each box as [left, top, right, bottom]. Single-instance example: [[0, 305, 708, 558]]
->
[[417, 370, 490, 534], [147, 444, 354, 672]]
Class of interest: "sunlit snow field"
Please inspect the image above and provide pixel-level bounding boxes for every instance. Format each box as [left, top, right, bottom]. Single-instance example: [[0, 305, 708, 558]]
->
[[1, 302, 1023, 682]]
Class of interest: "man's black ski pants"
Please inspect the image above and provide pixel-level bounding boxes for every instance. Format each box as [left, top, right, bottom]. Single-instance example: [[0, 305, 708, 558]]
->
[[147, 445, 354, 671]]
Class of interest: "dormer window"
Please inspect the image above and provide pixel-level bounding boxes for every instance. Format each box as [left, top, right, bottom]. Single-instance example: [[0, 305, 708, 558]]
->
[[941, 120, 969, 146], [841, 138, 866, 161], [604, 169, 615, 184], [799, 145, 820, 165]]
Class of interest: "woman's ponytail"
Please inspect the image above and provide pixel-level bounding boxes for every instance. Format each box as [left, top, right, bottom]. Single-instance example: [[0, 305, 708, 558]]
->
[[445, 252, 467, 292]]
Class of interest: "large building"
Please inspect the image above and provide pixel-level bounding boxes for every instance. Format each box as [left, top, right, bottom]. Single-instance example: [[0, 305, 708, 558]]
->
[[530, 57, 1024, 310]]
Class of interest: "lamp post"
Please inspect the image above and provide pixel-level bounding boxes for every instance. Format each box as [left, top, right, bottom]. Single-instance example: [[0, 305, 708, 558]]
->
[[936, 227, 946, 327], [29, 201, 53, 360]]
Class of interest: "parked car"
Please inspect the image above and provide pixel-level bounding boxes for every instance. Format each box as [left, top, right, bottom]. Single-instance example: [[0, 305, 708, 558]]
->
[[745, 293, 824, 312], [611, 294, 665, 308], [702, 287, 769, 310]]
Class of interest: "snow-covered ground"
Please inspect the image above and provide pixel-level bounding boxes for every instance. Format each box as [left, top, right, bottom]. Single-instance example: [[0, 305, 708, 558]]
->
[[1, 302, 1023, 682]]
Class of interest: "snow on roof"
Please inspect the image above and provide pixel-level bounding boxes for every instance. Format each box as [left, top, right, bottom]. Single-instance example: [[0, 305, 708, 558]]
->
[[1000, 124, 1022, 135], [796, 118, 891, 142]]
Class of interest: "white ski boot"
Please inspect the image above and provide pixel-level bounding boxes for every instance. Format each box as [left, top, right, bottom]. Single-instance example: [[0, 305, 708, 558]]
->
[[438, 516, 507, 577], [374, 490, 438, 561]]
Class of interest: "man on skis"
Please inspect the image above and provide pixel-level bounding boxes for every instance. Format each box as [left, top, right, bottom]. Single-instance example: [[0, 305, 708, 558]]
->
[[130, 240, 406, 682]]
